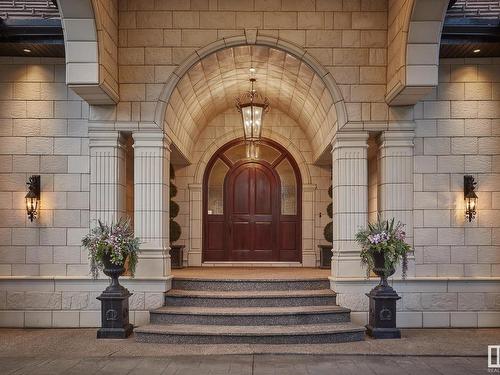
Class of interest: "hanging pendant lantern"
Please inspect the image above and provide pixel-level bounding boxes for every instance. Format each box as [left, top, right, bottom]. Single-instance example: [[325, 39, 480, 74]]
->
[[235, 77, 270, 144]]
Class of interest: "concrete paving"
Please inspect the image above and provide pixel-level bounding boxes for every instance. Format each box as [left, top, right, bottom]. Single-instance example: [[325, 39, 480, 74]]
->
[[0, 354, 489, 375], [0, 328, 497, 374], [0, 328, 498, 357]]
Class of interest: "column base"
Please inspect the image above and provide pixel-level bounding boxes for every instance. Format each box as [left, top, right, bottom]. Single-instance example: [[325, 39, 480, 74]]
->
[[97, 324, 134, 339]]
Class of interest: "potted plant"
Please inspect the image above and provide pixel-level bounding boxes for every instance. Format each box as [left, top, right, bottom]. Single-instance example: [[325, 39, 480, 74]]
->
[[355, 217, 410, 283], [169, 163, 184, 268], [355, 217, 411, 339], [82, 218, 139, 338], [319, 185, 333, 268]]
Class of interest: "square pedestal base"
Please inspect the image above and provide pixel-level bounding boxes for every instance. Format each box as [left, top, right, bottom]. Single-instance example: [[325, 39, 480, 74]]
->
[[97, 324, 134, 339], [365, 325, 401, 339]]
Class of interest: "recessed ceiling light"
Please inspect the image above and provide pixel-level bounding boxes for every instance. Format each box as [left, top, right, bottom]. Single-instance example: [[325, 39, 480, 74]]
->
[[473, 49, 481, 53], [249, 67, 256, 74], [23, 48, 31, 53]]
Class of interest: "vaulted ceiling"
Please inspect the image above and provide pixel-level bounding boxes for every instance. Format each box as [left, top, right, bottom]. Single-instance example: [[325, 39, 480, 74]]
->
[[164, 45, 338, 163]]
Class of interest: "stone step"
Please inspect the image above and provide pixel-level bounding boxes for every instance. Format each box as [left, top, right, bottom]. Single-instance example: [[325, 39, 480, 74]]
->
[[171, 277, 331, 291], [164, 289, 337, 307], [149, 305, 351, 325], [135, 323, 365, 344]]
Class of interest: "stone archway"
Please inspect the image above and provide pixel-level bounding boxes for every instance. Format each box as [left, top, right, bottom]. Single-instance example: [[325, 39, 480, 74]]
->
[[154, 35, 348, 165]]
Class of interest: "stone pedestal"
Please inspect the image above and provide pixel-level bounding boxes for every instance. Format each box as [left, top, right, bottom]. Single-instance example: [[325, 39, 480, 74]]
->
[[365, 284, 401, 339], [96, 283, 133, 339]]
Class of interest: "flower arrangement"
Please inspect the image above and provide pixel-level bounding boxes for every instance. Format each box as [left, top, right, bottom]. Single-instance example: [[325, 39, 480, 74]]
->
[[82, 218, 140, 279], [355, 217, 411, 279]]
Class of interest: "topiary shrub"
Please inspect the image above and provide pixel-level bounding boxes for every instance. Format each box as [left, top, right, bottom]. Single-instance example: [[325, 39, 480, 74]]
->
[[324, 185, 333, 243], [323, 221, 333, 243], [169, 163, 181, 243]]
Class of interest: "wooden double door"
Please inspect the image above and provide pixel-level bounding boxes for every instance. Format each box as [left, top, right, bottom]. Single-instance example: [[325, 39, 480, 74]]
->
[[227, 162, 278, 261], [203, 140, 301, 263]]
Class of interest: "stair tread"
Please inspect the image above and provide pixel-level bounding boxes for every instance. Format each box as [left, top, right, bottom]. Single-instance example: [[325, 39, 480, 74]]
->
[[165, 289, 335, 298], [173, 277, 329, 282], [151, 305, 350, 315], [135, 323, 365, 336]]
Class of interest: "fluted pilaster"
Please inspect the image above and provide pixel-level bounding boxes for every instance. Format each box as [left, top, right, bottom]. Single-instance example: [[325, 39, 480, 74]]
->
[[132, 131, 171, 277], [331, 132, 369, 278], [377, 130, 415, 277], [89, 131, 126, 226]]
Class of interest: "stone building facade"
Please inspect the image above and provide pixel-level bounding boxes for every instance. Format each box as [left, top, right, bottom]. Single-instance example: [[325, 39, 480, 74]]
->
[[0, 0, 498, 328]]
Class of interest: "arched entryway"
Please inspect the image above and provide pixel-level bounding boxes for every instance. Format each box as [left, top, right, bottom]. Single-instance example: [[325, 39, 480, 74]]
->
[[203, 138, 302, 263]]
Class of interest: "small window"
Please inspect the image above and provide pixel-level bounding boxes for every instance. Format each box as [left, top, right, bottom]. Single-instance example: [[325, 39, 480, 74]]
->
[[276, 158, 297, 215], [207, 158, 228, 215], [224, 143, 281, 164]]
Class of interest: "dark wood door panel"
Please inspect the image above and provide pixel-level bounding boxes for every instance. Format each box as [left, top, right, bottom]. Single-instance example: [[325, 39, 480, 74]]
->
[[207, 221, 225, 250], [232, 167, 251, 214], [254, 167, 272, 214], [279, 221, 297, 250], [232, 222, 251, 251], [254, 222, 273, 251]]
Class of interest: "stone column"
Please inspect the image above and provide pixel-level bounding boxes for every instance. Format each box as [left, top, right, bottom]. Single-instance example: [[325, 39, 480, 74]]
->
[[302, 184, 317, 267], [132, 131, 171, 278], [377, 130, 415, 277], [331, 132, 369, 278], [188, 183, 202, 266], [89, 131, 126, 226]]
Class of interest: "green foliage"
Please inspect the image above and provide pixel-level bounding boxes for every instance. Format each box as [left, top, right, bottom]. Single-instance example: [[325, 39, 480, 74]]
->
[[170, 163, 175, 180], [326, 202, 332, 219], [170, 182, 177, 198], [323, 185, 333, 243], [355, 217, 411, 279], [81, 217, 140, 279], [169, 163, 181, 243], [170, 200, 180, 218], [323, 221, 333, 243], [170, 219, 181, 242]]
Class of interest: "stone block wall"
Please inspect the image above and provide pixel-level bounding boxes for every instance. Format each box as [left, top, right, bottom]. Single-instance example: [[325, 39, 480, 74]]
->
[[413, 59, 500, 279], [116, 0, 390, 158], [0, 57, 91, 278]]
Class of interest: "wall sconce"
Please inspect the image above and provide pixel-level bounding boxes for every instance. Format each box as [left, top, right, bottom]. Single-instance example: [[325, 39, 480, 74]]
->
[[464, 175, 478, 222], [25, 175, 40, 222]]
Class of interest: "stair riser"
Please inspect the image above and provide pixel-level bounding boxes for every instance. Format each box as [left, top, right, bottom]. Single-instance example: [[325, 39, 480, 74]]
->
[[150, 312, 350, 325], [172, 279, 331, 291], [164, 296, 337, 307], [135, 331, 365, 344]]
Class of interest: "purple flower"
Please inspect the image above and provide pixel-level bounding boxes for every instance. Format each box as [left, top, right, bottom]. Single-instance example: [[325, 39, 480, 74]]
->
[[395, 228, 406, 241]]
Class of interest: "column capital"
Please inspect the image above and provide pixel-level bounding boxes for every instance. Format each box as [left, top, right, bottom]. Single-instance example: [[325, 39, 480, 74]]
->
[[132, 130, 171, 150], [89, 130, 126, 148], [377, 130, 414, 148], [331, 131, 369, 150], [302, 183, 317, 192], [188, 183, 202, 192]]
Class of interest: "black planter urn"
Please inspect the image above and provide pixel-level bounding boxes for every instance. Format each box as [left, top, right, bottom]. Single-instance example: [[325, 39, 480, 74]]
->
[[365, 251, 401, 339], [96, 254, 133, 339]]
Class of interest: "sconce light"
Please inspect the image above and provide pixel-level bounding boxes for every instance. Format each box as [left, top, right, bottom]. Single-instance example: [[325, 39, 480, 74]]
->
[[464, 175, 478, 222], [25, 175, 40, 222]]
